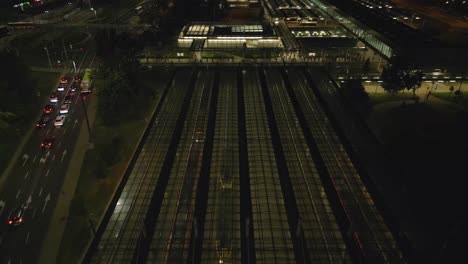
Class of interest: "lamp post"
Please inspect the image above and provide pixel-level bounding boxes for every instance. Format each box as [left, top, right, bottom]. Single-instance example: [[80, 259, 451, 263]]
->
[[44, 47, 52, 68], [89, 0, 97, 17], [87, 215, 96, 236], [80, 95, 92, 143], [91, 8, 97, 18], [62, 39, 68, 60]]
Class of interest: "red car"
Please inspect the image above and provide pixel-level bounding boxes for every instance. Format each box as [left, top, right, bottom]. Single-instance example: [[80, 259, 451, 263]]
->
[[60, 77, 68, 84], [36, 115, 51, 128], [43, 104, 54, 114], [8, 207, 25, 226], [41, 136, 56, 148]]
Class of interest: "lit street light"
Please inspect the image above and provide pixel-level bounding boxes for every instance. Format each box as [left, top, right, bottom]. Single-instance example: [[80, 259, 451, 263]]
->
[[89, 0, 97, 18], [91, 8, 97, 18]]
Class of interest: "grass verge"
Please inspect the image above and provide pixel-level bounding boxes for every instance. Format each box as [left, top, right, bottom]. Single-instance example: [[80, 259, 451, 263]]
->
[[368, 91, 416, 105], [432, 92, 468, 109], [57, 67, 169, 263], [367, 97, 467, 255]]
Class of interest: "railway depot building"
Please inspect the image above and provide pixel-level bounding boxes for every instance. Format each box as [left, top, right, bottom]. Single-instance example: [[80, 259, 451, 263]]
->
[[178, 23, 284, 50]]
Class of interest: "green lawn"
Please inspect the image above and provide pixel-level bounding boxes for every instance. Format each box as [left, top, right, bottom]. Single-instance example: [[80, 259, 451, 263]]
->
[[57, 67, 170, 263], [367, 97, 467, 246], [0, 71, 60, 174], [98, 0, 142, 23], [63, 31, 90, 46], [8, 28, 93, 67], [432, 92, 468, 109], [0, 8, 18, 23], [368, 91, 417, 106], [56, 117, 149, 263]]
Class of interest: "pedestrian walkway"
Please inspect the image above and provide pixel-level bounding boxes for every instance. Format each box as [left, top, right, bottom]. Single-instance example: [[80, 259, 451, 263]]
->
[[364, 81, 467, 95]]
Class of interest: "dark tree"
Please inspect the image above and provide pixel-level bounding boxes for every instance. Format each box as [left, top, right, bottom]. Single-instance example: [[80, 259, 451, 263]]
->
[[401, 69, 423, 98], [380, 63, 402, 93], [380, 55, 423, 97], [94, 28, 116, 60], [94, 64, 137, 125], [342, 80, 371, 116], [0, 112, 16, 134], [0, 50, 35, 113]]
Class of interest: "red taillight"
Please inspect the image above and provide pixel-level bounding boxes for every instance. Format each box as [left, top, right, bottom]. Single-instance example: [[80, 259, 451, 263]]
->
[[36, 124, 40, 127], [8, 220, 13, 225], [18, 218, 22, 222], [41, 143, 44, 146], [48, 143, 52, 146]]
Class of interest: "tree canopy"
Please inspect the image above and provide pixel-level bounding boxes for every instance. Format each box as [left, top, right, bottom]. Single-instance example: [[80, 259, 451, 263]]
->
[[0, 50, 35, 109], [342, 80, 371, 116], [380, 56, 423, 96], [93, 64, 136, 125], [0, 112, 16, 134]]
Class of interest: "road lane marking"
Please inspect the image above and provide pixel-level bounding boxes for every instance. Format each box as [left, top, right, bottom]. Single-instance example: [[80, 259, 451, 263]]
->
[[42, 193, 50, 214], [22, 153, 29, 166], [52, 154, 56, 161], [73, 118, 78, 128], [16, 189, 21, 199], [32, 208, 37, 219], [25, 232, 30, 244], [45, 169, 50, 177], [58, 141, 62, 148], [25, 195, 32, 208], [64, 127, 68, 135], [61, 149, 68, 162], [40, 151, 50, 164], [0, 200, 5, 215], [24, 171, 29, 179], [39, 187, 42, 197], [32, 155, 37, 163]]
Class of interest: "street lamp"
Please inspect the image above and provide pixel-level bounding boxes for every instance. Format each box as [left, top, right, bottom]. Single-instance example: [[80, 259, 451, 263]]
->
[[80, 95, 92, 143], [90, 8, 97, 18], [44, 47, 52, 68]]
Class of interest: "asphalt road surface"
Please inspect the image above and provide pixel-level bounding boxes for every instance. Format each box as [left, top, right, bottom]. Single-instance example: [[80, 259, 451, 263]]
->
[[0, 51, 95, 264]]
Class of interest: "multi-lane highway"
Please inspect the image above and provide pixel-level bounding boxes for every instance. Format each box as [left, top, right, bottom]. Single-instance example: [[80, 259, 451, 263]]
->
[[85, 65, 407, 264], [0, 51, 95, 264]]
